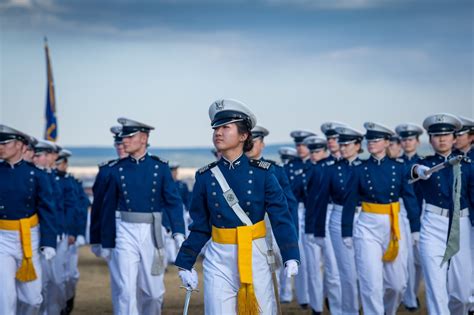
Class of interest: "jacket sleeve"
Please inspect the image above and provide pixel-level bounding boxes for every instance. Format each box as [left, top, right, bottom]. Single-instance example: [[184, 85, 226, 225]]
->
[[401, 164, 421, 233], [36, 171, 57, 248], [175, 173, 212, 270], [342, 166, 361, 238], [161, 164, 185, 235], [266, 171, 300, 263]]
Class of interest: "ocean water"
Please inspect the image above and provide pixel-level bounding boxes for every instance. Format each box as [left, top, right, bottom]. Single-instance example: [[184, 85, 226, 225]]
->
[[66, 143, 291, 168], [67, 142, 434, 168]]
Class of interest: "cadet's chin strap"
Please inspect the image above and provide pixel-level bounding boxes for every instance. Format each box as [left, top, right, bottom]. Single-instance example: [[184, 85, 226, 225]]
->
[[441, 162, 462, 267]]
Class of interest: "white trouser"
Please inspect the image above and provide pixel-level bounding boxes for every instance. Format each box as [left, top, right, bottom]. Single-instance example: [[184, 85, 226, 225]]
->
[[399, 202, 422, 308], [354, 211, 408, 315], [470, 225, 474, 311], [278, 266, 293, 303], [40, 235, 68, 315], [65, 243, 80, 301], [294, 203, 310, 305], [321, 206, 342, 315], [268, 231, 293, 303], [164, 228, 177, 265], [329, 205, 359, 315], [419, 208, 472, 315], [112, 220, 166, 315], [0, 226, 42, 315], [303, 233, 323, 312], [203, 240, 275, 314]]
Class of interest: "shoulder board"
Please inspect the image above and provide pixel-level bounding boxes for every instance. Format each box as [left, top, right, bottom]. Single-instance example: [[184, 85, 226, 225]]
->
[[264, 159, 284, 168], [250, 159, 271, 170], [99, 159, 118, 168], [352, 160, 362, 166], [462, 156, 471, 163], [395, 158, 404, 163], [150, 155, 168, 164], [418, 155, 425, 160], [198, 161, 219, 174]]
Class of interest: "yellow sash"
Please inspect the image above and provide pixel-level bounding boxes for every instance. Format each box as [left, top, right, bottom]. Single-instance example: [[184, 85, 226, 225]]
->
[[212, 220, 266, 315], [362, 202, 401, 262], [0, 214, 39, 282]]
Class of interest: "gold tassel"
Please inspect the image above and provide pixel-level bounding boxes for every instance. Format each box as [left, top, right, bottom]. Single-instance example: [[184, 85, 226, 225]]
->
[[382, 237, 399, 262], [16, 257, 37, 282], [238, 283, 260, 315]]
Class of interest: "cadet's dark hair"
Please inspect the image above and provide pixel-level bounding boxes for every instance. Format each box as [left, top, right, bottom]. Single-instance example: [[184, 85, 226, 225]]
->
[[235, 121, 254, 152], [354, 140, 364, 154]]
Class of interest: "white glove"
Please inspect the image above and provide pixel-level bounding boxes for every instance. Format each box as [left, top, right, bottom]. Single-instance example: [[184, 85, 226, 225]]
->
[[315, 237, 325, 247], [40, 247, 56, 260], [178, 268, 198, 290], [343, 237, 353, 248], [412, 232, 420, 246], [100, 248, 112, 261], [174, 233, 185, 249], [76, 235, 86, 247], [284, 259, 299, 278], [90, 244, 102, 257], [416, 165, 431, 180]]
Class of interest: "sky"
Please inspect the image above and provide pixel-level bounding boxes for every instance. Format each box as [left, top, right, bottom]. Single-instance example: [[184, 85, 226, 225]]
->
[[1, 0, 473, 147]]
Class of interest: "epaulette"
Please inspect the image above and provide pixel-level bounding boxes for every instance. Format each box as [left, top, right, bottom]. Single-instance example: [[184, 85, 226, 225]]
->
[[395, 158, 404, 163], [198, 161, 219, 174], [99, 159, 118, 168], [462, 156, 471, 163], [150, 155, 168, 164], [264, 159, 283, 168], [250, 159, 271, 170]]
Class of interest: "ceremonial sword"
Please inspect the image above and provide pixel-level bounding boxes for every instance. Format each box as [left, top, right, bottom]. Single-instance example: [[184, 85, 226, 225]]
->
[[180, 285, 198, 315], [409, 155, 464, 184]]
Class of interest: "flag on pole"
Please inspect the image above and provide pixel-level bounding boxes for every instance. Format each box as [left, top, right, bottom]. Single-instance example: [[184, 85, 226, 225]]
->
[[44, 37, 58, 141]]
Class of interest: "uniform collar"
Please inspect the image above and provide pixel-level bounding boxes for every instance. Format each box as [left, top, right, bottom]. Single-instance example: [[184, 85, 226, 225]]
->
[[402, 152, 419, 161], [346, 156, 359, 166], [435, 151, 453, 162], [129, 152, 148, 164], [6, 158, 24, 169], [221, 153, 246, 170], [370, 154, 386, 166]]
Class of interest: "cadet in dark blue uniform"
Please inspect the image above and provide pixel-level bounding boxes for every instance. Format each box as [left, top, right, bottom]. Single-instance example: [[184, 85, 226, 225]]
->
[[287, 130, 315, 310], [56, 148, 89, 314], [278, 146, 298, 165], [303, 135, 342, 315], [395, 123, 425, 311], [321, 121, 346, 162], [31, 140, 69, 315], [247, 125, 299, 304], [0, 125, 57, 315], [454, 116, 474, 158], [101, 117, 185, 315], [309, 126, 363, 315], [176, 99, 299, 315], [411, 113, 473, 315], [89, 125, 127, 313], [342, 122, 421, 315]]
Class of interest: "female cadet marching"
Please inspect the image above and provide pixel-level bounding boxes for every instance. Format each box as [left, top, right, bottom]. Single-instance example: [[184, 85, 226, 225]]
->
[[175, 99, 300, 314], [309, 126, 364, 315], [341, 122, 421, 315]]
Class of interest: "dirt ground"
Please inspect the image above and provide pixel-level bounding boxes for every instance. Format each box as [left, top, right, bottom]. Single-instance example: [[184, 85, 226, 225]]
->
[[73, 246, 427, 314]]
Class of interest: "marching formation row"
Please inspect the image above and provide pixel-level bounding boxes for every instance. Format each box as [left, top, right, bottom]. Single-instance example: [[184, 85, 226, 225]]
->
[[0, 100, 473, 315]]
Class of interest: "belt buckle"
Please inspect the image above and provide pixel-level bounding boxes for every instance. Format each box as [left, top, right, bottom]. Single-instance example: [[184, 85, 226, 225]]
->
[[223, 189, 239, 207]]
